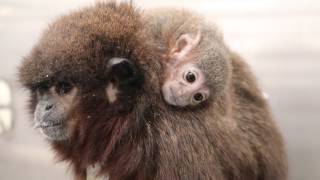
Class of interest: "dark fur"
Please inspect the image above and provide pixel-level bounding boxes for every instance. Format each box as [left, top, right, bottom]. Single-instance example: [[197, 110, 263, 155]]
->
[[18, 2, 287, 180]]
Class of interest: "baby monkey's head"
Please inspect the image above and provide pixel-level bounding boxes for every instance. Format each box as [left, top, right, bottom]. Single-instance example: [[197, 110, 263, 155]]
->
[[162, 28, 231, 107], [162, 62, 210, 107]]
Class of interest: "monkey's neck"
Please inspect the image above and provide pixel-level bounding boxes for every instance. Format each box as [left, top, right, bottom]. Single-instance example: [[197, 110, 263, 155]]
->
[[52, 111, 156, 180]]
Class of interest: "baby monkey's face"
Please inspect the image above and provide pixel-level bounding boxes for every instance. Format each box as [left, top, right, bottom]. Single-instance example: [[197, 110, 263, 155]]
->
[[162, 63, 209, 107]]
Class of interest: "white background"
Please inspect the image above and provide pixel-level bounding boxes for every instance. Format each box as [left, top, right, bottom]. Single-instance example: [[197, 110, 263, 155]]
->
[[0, 0, 319, 179]]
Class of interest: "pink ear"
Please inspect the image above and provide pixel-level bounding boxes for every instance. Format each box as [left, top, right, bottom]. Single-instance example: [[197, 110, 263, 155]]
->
[[170, 31, 201, 64]]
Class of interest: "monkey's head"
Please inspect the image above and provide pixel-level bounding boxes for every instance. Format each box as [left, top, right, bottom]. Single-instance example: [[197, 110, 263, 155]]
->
[[157, 12, 231, 107], [18, 2, 162, 142]]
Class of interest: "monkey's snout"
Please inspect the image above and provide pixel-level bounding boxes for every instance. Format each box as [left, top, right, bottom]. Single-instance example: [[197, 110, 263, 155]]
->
[[45, 104, 54, 111]]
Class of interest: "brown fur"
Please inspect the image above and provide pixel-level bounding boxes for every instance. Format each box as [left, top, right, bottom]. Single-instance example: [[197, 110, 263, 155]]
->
[[142, 9, 231, 102], [141, 8, 287, 179], [18, 2, 287, 180]]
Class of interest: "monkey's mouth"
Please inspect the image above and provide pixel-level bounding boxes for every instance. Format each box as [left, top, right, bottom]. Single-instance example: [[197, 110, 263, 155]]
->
[[169, 87, 178, 104], [36, 122, 64, 129], [37, 121, 68, 141]]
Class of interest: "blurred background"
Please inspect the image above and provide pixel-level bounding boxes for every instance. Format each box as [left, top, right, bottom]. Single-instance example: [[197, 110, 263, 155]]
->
[[0, 0, 319, 179]]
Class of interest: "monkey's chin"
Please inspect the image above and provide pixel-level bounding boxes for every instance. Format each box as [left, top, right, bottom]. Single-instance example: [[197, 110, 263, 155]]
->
[[40, 125, 68, 141], [162, 90, 178, 106]]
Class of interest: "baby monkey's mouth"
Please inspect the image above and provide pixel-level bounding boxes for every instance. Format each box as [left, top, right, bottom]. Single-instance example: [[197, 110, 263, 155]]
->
[[169, 87, 178, 104]]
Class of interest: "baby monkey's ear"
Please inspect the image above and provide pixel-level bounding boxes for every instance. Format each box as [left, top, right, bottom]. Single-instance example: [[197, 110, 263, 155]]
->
[[170, 31, 201, 65]]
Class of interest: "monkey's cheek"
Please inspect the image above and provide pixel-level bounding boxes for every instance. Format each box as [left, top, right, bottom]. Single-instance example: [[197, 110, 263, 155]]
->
[[40, 125, 68, 141], [164, 95, 177, 106]]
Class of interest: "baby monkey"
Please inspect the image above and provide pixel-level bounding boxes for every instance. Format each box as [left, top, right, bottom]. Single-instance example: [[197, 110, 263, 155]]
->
[[161, 31, 210, 107], [146, 9, 231, 108]]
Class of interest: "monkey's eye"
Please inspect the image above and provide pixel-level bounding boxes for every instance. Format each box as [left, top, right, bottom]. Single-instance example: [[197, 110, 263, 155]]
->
[[193, 92, 205, 102], [54, 81, 73, 96], [184, 71, 196, 83], [34, 83, 50, 93]]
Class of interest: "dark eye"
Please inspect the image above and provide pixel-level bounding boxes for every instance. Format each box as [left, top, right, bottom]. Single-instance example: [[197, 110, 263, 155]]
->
[[193, 93, 204, 102], [55, 81, 73, 95], [34, 83, 50, 93], [185, 72, 196, 83]]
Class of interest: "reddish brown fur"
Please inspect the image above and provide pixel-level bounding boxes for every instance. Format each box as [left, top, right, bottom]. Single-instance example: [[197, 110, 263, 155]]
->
[[18, 2, 287, 180]]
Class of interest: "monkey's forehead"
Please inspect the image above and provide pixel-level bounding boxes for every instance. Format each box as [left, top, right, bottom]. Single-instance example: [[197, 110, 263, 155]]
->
[[18, 2, 151, 87]]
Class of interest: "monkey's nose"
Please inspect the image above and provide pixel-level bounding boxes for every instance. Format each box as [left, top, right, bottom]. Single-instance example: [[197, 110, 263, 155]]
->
[[178, 89, 185, 96], [45, 104, 54, 111]]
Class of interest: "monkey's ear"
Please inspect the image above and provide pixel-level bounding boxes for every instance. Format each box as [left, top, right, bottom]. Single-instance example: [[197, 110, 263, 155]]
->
[[170, 31, 201, 63], [107, 57, 143, 93], [108, 58, 135, 82]]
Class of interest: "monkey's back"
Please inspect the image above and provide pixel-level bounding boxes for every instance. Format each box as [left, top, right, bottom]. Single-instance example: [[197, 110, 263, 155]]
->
[[229, 53, 288, 179], [150, 53, 288, 180], [142, 8, 287, 180]]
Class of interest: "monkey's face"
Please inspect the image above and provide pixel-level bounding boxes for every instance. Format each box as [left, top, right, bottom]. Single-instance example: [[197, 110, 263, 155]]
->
[[162, 63, 210, 107], [26, 57, 143, 141], [18, 2, 154, 141], [33, 81, 77, 140]]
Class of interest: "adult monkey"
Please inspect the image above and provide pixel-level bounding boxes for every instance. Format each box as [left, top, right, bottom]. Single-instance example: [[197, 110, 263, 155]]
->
[[18, 2, 287, 180]]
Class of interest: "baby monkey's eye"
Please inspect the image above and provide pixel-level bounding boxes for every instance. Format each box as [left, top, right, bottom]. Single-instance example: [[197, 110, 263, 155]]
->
[[185, 71, 196, 83], [193, 92, 204, 102], [55, 81, 73, 96]]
